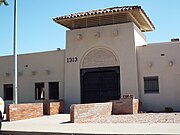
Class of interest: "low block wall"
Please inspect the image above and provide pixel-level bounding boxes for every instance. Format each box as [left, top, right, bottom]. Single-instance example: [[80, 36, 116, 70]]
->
[[6, 103, 43, 121], [43, 100, 64, 115], [112, 98, 139, 115], [70, 102, 112, 123]]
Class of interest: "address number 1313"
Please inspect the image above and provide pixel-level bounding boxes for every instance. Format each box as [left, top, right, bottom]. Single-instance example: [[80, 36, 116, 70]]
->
[[67, 57, 78, 63]]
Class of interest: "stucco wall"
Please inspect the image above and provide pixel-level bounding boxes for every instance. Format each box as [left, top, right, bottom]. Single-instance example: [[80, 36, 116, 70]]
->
[[0, 50, 65, 105], [6, 103, 43, 121], [133, 24, 147, 46], [1, 22, 180, 112], [137, 41, 180, 111], [64, 23, 141, 110], [70, 102, 112, 123]]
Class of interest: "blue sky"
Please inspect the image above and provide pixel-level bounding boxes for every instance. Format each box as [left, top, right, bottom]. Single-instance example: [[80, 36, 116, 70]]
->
[[0, 0, 180, 56]]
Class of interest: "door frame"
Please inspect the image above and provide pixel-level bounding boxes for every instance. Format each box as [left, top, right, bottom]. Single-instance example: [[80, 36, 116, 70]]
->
[[80, 66, 120, 103]]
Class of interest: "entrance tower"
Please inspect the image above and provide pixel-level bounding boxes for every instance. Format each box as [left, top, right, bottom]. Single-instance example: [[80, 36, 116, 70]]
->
[[53, 6, 155, 110]]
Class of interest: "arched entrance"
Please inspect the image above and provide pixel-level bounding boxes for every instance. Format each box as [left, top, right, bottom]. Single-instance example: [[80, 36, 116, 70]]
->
[[80, 48, 120, 103]]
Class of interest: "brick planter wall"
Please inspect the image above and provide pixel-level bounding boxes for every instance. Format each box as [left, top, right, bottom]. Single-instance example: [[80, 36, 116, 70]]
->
[[70, 102, 112, 123], [112, 98, 139, 115], [6, 103, 43, 121], [43, 100, 64, 115]]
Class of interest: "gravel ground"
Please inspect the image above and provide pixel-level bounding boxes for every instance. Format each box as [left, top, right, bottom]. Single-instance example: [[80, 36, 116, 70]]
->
[[92, 113, 180, 123]]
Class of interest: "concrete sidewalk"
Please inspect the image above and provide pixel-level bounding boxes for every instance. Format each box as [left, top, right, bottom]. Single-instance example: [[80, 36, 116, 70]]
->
[[1, 114, 180, 134]]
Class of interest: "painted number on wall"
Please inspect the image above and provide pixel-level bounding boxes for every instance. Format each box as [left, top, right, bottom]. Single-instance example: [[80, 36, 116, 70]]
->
[[67, 57, 78, 63]]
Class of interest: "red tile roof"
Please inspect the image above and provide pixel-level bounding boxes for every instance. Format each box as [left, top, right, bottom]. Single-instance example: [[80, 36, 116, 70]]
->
[[54, 6, 140, 20], [53, 6, 155, 31]]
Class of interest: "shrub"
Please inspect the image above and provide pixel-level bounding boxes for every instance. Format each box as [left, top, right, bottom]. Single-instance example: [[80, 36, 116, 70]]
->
[[164, 107, 173, 113]]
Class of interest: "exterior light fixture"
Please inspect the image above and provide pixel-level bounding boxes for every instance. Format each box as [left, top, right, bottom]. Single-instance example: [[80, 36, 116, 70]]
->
[[18, 72, 23, 76], [94, 32, 100, 38], [113, 30, 119, 36], [5, 72, 10, 77], [31, 71, 36, 76], [169, 61, 174, 67], [148, 62, 153, 68], [0, 0, 9, 6], [77, 34, 82, 40], [46, 70, 51, 75]]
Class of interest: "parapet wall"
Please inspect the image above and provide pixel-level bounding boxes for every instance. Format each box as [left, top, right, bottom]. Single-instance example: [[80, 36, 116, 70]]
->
[[6, 100, 64, 121], [70, 98, 139, 123], [43, 100, 64, 115], [70, 102, 112, 123], [6, 103, 43, 121], [112, 98, 139, 114]]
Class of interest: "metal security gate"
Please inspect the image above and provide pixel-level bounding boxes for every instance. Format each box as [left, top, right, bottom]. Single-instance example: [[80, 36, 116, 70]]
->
[[80, 66, 120, 103]]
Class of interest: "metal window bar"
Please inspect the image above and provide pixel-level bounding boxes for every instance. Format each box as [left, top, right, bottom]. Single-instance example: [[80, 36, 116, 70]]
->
[[144, 76, 159, 94]]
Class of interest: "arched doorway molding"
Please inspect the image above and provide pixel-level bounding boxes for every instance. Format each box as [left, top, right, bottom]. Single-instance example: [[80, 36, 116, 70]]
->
[[80, 47, 120, 69]]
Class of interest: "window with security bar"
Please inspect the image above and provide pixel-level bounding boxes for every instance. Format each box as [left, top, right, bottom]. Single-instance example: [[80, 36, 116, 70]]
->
[[144, 76, 159, 94]]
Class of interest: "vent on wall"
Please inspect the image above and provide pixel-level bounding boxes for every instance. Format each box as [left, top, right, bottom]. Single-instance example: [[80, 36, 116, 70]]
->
[[161, 54, 165, 56]]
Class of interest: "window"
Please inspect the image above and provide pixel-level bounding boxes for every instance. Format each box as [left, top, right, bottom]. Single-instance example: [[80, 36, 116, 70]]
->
[[49, 82, 59, 100], [35, 83, 45, 100], [4, 84, 13, 100], [144, 76, 159, 94]]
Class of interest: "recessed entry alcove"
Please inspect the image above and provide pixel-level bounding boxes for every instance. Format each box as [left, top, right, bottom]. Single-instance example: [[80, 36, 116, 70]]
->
[[80, 48, 120, 103]]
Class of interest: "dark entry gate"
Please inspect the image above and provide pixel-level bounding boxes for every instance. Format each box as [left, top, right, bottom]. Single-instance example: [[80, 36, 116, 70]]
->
[[80, 66, 120, 103]]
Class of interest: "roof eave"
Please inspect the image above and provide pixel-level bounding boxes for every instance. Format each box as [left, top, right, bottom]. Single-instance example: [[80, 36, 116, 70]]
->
[[139, 9, 155, 31], [53, 6, 155, 32]]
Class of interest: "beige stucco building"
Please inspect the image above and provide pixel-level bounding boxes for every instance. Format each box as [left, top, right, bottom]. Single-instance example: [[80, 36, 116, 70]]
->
[[0, 6, 180, 112]]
